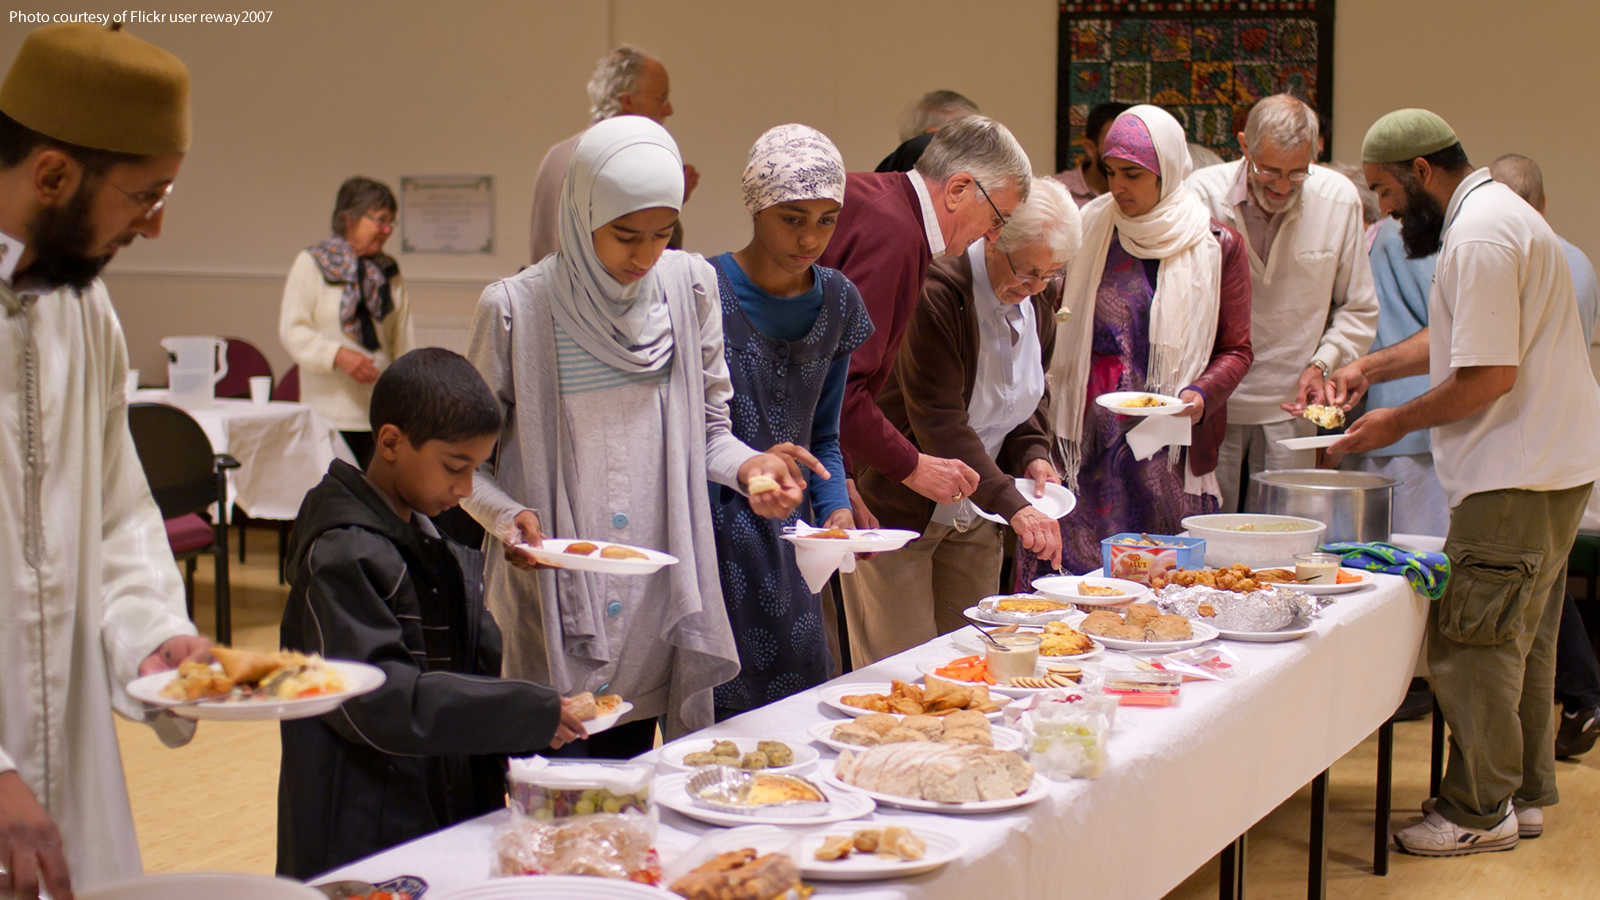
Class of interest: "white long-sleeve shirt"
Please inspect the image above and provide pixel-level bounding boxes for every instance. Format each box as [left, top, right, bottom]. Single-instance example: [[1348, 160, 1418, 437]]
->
[[278, 250, 414, 431], [1187, 161, 1379, 424], [1, 252, 197, 886]]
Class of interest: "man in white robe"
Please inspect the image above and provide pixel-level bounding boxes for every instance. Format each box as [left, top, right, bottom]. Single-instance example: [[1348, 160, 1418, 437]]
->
[[0, 23, 209, 897]]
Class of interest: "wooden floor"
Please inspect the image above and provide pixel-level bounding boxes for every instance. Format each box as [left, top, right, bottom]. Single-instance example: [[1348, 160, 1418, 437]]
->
[[120, 528, 1600, 896]]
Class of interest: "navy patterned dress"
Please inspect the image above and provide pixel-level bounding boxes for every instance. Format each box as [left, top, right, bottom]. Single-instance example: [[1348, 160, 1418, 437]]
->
[[708, 255, 873, 715]]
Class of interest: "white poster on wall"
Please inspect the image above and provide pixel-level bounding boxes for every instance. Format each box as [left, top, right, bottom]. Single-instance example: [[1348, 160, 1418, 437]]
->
[[399, 175, 494, 254]]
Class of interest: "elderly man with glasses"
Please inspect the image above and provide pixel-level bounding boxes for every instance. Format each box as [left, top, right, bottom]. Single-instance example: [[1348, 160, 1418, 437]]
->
[[1187, 94, 1379, 512]]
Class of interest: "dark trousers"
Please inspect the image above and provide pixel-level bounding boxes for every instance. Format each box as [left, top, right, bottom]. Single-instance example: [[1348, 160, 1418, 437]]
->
[[1554, 592, 1600, 710]]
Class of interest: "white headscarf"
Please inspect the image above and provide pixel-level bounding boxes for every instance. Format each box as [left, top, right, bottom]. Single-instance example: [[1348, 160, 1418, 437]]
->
[[1048, 104, 1222, 494], [551, 115, 685, 373], [740, 124, 846, 214]]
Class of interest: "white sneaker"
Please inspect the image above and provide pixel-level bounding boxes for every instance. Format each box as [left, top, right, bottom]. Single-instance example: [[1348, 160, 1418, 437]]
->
[[1395, 810, 1519, 857], [1421, 797, 1542, 839]]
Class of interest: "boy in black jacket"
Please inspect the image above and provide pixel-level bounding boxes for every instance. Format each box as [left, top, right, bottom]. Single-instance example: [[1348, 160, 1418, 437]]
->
[[277, 348, 585, 878]]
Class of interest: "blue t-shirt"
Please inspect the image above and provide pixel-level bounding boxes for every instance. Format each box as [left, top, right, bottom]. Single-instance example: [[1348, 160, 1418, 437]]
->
[[716, 253, 851, 523], [1364, 218, 1438, 458]]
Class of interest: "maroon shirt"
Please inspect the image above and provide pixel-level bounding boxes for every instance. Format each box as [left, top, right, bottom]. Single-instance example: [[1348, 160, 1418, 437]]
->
[[818, 172, 935, 482]]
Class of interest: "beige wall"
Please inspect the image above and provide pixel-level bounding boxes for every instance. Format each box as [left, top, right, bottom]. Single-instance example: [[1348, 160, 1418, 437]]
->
[[5, 0, 1597, 377]]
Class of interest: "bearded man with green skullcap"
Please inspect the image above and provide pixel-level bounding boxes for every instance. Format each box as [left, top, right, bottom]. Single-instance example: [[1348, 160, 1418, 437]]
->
[[1326, 108, 1600, 856], [0, 23, 211, 897]]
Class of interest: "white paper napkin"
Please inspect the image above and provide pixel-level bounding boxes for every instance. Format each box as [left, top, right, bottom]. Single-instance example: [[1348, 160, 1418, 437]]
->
[[788, 522, 857, 593], [1125, 413, 1192, 460]]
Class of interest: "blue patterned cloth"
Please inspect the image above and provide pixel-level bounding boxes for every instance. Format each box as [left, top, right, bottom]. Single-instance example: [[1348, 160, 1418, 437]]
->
[[707, 257, 873, 713], [1320, 541, 1451, 601]]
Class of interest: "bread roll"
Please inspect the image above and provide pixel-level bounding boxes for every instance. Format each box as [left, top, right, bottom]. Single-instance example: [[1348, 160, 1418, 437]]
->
[[1145, 614, 1193, 642]]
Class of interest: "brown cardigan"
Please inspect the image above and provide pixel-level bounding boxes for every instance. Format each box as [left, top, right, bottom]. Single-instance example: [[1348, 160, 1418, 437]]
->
[[856, 251, 1060, 532]]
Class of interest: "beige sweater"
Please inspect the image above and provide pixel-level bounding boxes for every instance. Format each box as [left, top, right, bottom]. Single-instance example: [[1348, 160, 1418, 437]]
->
[[278, 249, 414, 431]]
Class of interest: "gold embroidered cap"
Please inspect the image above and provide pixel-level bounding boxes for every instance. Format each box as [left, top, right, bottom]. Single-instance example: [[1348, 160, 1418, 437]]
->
[[0, 23, 190, 155]]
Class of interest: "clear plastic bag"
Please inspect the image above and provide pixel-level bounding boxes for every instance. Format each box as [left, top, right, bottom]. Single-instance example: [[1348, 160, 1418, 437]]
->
[[1145, 645, 1248, 682], [661, 826, 804, 900], [506, 756, 654, 819], [492, 808, 661, 884], [1021, 692, 1114, 780]]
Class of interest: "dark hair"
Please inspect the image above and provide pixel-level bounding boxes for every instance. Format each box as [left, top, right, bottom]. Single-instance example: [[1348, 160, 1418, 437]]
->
[[370, 348, 502, 445], [0, 110, 146, 172], [331, 176, 397, 237], [1380, 141, 1471, 180], [1085, 103, 1133, 146]]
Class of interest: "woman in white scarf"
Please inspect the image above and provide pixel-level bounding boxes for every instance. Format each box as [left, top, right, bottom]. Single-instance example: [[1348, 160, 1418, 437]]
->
[[463, 116, 813, 750], [1021, 105, 1253, 578]]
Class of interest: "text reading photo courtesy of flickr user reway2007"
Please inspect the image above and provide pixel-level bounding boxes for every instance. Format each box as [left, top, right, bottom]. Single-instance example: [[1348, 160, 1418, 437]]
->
[[9, 9, 274, 25]]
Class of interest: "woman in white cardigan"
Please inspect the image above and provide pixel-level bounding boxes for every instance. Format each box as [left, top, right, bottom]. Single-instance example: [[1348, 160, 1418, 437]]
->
[[279, 177, 414, 465]]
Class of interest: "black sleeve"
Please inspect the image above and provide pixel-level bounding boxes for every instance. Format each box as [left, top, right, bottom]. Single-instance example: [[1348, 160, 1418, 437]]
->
[[291, 527, 561, 757]]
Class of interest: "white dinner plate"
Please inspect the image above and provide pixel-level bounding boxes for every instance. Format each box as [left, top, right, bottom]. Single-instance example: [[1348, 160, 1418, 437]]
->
[[1215, 616, 1319, 643], [975, 478, 1078, 524], [127, 661, 385, 722], [1276, 433, 1345, 451], [806, 719, 1024, 754], [511, 538, 678, 575], [783, 526, 920, 554], [654, 772, 875, 827], [1030, 574, 1151, 606], [435, 876, 668, 900], [815, 682, 1007, 720], [81, 874, 326, 900], [582, 700, 635, 736], [816, 769, 1051, 815], [656, 735, 818, 775], [670, 824, 963, 883], [1095, 391, 1189, 416], [960, 597, 1079, 627], [1083, 618, 1222, 652], [1285, 567, 1374, 594], [919, 657, 1100, 695]]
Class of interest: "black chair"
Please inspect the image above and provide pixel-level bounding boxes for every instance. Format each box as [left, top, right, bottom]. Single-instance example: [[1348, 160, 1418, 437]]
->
[[128, 403, 241, 644]]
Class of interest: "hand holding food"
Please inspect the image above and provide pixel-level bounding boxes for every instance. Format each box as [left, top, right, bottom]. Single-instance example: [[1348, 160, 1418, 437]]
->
[[505, 509, 546, 570], [137, 633, 213, 677], [1179, 388, 1205, 424], [739, 452, 806, 519]]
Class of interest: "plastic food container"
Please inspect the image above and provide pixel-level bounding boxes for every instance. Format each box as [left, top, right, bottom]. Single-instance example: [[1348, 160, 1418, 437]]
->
[[507, 757, 654, 820], [1100, 533, 1206, 584], [985, 634, 1042, 683]]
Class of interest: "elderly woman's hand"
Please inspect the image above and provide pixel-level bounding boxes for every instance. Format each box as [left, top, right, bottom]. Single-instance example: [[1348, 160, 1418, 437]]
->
[[335, 347, 380, 384], [1011, 506, 1061, 571]]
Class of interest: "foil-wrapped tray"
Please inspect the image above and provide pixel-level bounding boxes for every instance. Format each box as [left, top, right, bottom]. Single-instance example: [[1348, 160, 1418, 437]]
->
[[1154, 584, 1322, 633], [684, 765, 831, 818]]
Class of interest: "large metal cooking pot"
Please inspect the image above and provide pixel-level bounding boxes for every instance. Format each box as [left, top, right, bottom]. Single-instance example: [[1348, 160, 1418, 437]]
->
[[1252, 469, 1398, 544]]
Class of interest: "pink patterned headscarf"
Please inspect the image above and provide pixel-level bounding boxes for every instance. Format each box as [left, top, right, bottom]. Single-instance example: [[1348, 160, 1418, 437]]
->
[[1102, 113, 1160, 174]]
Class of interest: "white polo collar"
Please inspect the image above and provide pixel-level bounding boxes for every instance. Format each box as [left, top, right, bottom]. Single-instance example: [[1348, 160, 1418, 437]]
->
[[906, 170, 947, 258]]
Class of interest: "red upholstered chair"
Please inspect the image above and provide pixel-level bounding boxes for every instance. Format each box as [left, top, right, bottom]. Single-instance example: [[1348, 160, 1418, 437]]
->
[[215, 337, 273, 398], [273, 364, 300, 402], [128, 402, 240, 644]]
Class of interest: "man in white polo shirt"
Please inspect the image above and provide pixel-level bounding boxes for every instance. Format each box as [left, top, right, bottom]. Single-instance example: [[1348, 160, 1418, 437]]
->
[[1329, 109, 1600, 856], [1188, 94, 1378, 512]]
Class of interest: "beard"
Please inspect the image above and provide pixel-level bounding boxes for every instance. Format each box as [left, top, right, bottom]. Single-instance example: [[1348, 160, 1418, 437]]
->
[[1396, 173, 1446, 260], [24, 180, 114, 292], [1247, 178, 1300, 215]]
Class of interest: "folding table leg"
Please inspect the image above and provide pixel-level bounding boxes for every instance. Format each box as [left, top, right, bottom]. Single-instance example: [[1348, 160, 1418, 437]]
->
[[1430, 696, 1446, 799], [1309, 769, 1329, 900], [1375, 717, 1395, 875], [1219, 833, 1246, 900]]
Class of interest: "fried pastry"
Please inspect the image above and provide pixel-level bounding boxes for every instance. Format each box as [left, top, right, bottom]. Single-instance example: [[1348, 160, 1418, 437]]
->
[[746, 474, 780, 494], [814, 835, 854, 861], [599, 545, 648, 560], [564, 541, 598, 556], [209, 646, 282, 685]]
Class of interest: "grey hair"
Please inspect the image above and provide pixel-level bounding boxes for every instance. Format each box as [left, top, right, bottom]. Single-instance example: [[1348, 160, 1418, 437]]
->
[[994, 177, 1082, 262], [914, 116, 1032, 203], [330, 176, 396, 237], [900, 90, 981, 143], [1490, 153, 1545, 213], [586, 44, 652, 122], [1244, 94, 1320, 157], [1327, 162, 1380, 226]]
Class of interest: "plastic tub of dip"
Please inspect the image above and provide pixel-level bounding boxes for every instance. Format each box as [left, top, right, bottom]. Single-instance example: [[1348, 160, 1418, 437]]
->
[[1293, 551, 1342, 585], [985, 634, 1042, 683]]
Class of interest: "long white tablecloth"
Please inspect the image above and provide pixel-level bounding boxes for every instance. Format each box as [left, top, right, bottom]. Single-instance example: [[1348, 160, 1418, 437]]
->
[[132, 391, 354, 521], [323, 574, 1427, 898]]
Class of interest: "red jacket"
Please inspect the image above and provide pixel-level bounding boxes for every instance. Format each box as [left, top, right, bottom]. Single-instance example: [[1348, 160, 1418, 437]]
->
[[818, 172, 934, 482], [1187, 220, 1254, 476]]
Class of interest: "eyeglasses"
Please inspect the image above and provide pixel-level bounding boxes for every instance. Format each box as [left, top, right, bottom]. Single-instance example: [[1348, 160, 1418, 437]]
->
[[1248, 159, 1311, 184], [973, 177, 1009, 230], [1003, 251, 1066, 287], [364, 212, 397, 233], [110, 181, 173, 220]]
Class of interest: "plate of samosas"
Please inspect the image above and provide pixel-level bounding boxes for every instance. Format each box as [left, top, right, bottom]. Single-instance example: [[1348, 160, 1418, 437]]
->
[[817, 679, 1007, 721], [512, 538, 678, 575]]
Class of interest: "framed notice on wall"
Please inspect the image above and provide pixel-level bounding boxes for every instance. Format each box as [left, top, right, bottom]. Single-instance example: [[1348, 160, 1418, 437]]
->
[[399, 175, 494, 254]]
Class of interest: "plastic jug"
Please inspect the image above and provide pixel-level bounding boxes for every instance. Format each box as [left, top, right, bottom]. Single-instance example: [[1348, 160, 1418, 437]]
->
[[161, 336, 228, 411]]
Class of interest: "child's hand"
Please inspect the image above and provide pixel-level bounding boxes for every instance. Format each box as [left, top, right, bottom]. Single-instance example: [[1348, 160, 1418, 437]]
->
[[504, 509, 550, 570], [551, 696, 589, 749]]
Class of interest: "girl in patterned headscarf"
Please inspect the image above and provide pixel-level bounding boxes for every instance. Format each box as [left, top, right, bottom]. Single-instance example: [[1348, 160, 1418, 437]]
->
[[708, 124, 875, 720]]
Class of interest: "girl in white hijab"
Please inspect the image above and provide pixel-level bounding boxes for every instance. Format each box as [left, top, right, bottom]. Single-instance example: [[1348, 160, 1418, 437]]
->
[[1019, 105, 1253, 578], [463, 116, 810, 749]]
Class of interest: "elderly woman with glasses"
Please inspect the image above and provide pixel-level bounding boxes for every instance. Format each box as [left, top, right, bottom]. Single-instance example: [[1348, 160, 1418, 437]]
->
[[279, 176, 414, 466], [841, 178, 1082, 663]]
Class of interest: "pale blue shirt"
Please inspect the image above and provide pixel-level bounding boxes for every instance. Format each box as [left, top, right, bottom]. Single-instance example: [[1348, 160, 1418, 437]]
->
[[1558, 235, 1597, 344]]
